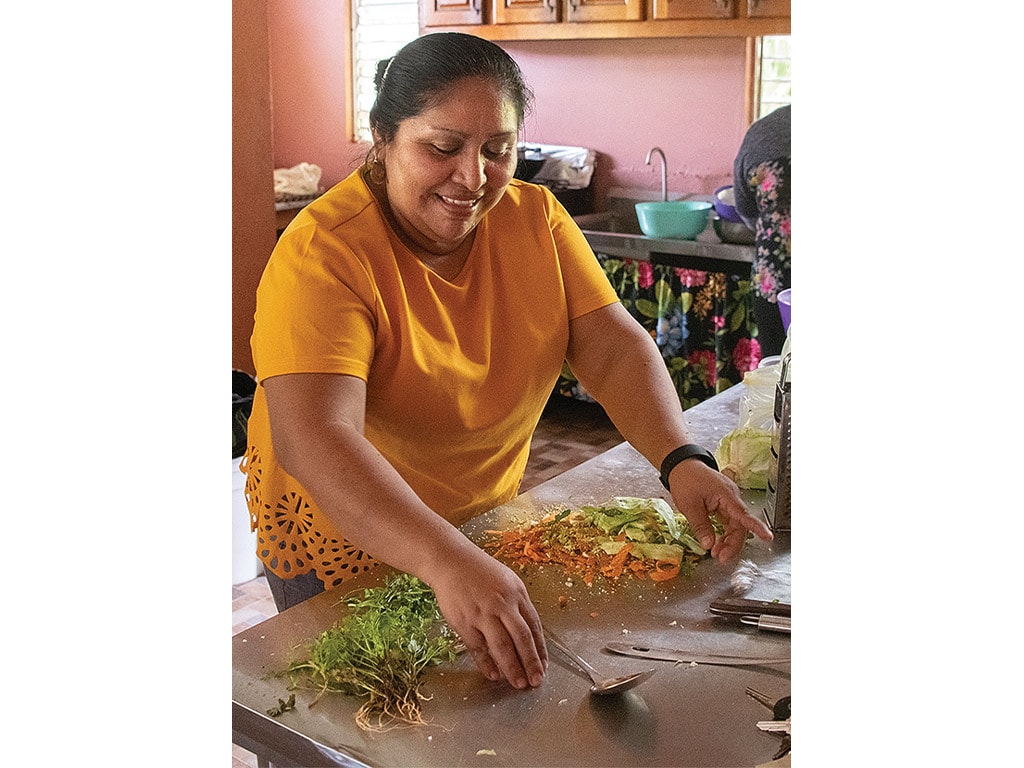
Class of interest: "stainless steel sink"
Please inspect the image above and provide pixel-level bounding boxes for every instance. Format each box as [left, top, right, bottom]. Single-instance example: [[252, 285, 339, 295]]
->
[[573, 198, 754, 273]]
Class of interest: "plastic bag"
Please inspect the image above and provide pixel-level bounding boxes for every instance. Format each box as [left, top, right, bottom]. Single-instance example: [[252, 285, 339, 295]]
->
[[714, 363, 785, 489], [737, 364, 783, 432]]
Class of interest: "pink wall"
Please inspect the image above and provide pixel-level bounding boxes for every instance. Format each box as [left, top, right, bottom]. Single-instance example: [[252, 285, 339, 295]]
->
[[503, 37, 749, 203], [268, 0, 366, 186], [267, 3, 751, 207]]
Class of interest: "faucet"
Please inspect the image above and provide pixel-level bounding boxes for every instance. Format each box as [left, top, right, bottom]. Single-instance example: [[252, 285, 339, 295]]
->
[[645, 147, 667, 202]]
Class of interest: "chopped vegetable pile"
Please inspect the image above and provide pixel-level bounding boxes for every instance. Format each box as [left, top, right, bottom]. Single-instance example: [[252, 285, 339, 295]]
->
[[484, 497, 720, 585], [283, 573, 458, 732]]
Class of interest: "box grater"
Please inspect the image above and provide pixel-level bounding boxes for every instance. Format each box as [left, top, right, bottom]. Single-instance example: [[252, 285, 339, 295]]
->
[[763, 353, 791, 532]]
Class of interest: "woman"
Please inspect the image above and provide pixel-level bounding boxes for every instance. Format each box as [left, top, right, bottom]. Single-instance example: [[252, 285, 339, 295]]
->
[[243, 32, 771, 692], [733, 104, 791, 357]]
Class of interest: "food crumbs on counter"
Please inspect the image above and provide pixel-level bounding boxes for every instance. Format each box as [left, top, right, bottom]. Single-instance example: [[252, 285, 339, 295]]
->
[[558, 595, 569, 608], [589, 611, 600, 618], [428, 736, 433, 741], [558, 698, 569, 705], [669, 620, 677, 626], [689, 661, 698, 667], [476, 749, 497, 756], [621, 628, 630, 635]]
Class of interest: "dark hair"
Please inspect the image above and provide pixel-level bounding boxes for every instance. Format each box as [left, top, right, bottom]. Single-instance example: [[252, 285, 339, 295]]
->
[[368, 32, 533, 145]]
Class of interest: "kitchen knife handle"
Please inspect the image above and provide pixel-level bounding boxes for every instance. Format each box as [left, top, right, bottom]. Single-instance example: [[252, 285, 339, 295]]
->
[[709, 597, 791, 617]]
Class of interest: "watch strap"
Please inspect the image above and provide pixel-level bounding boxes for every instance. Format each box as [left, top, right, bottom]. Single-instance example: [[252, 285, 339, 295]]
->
[[659, 444, 719, 490]]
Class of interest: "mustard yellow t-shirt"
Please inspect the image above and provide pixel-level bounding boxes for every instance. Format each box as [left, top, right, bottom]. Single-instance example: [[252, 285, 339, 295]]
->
[[243, 169, 618, 587]]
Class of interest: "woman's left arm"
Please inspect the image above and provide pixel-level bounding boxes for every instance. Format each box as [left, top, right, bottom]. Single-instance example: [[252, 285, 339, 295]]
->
[[565, 302, 772, 561]]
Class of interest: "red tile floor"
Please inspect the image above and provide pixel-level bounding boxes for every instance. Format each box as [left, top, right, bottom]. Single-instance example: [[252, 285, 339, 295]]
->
[[231, 396, 623, 767]]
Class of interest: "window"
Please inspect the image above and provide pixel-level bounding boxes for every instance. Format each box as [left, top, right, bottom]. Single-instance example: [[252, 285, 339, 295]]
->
[[754, 35, 792, 120], [351, 0, 419, 142]]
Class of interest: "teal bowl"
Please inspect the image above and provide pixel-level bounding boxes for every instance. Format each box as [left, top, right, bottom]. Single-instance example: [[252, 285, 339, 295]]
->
[[635, 201, 713, 240]]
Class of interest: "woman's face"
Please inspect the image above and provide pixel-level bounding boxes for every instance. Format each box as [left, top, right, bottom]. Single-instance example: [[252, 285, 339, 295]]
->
[[377, 77, 519, 256]]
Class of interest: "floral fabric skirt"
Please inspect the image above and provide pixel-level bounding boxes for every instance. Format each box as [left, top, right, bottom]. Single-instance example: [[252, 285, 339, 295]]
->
[[557, 257, 763, 410]]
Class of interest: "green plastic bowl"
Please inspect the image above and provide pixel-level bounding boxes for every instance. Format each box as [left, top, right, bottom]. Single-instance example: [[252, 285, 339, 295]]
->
[[635, 201, 713, 240]]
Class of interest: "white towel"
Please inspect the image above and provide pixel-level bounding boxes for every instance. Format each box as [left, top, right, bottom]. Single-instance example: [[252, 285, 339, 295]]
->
[[274, 162, 322, 199]]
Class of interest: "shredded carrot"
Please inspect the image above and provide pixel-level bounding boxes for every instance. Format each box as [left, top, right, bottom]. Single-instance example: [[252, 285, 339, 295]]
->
[[650, 559, 681, 582], [482, 505, 704, 586], [602, 542, 633, 579]]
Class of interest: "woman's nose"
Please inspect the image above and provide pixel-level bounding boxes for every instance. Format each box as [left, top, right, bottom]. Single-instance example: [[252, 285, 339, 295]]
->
[[451, 152, 486, 190]]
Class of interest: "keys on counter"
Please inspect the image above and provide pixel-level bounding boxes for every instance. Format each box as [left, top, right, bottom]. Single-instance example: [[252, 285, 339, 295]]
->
[[746, 686, 791, 759]]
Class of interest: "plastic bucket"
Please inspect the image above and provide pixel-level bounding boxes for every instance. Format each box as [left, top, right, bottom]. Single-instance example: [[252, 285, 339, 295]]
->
[[233, 456, 259, 584], [777, 289, 792, 331]]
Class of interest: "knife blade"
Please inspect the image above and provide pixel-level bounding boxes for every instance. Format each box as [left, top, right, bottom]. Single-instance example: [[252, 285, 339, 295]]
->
[[604, 642, 790, 666]]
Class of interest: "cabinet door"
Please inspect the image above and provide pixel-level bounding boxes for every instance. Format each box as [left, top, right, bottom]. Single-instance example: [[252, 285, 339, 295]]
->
[[650, 0, 735, 21], [422, 0, 485, 26], [492, 0, 560, 24], [569, 0, 643, 23], [745, 0, 788, 18]]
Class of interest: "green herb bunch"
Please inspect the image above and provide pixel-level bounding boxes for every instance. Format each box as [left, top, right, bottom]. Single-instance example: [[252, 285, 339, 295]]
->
[[285, 573, 459, 732]]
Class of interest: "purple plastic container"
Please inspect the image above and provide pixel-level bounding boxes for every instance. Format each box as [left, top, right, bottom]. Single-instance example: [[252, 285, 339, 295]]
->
[[714, 185, 744, 223], [777, 289, 791, 330]]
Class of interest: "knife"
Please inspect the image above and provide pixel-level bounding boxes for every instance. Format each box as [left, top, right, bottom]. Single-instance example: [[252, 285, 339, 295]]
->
[[740, 614, 791, 634], [604, 642, 789, 666], [709, 597, 791, 618]]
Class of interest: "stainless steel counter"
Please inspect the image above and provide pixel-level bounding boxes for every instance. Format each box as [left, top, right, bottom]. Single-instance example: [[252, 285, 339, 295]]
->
[[574, 210, 755, 274], [233, 385, 791, 767]]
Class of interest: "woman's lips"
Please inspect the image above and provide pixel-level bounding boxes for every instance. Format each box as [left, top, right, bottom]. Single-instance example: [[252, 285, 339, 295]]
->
[[438, 193, 481, 211]]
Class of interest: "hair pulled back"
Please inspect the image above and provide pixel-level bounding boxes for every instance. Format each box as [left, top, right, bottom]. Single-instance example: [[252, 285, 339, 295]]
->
[[368, 32, 533, 146]]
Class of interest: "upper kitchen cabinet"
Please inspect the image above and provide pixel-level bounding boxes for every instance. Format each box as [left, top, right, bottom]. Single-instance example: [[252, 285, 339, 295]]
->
[[492, 0, 643, 25], [421, 0, 485, 27], [746, 0, 789, 19], [650, 0, 789, 21], [421, 0, 787, 38]]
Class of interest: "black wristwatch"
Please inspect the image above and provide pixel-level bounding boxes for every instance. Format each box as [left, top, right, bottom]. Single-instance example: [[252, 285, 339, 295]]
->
[[659, 444, 719, 490]]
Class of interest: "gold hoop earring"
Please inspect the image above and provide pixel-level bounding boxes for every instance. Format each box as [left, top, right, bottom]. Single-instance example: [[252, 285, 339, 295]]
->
[[369, 158, 387, 185]]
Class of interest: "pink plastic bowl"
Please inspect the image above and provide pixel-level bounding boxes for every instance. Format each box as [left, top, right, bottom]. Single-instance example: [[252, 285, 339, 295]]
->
[[777, 289, 791, 331]]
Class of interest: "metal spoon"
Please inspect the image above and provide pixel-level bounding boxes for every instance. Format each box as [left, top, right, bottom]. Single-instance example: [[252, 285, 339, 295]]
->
[[544, 627, 655, 696]]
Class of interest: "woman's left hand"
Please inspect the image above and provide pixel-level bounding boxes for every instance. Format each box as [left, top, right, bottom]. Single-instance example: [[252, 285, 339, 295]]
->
[[667, 459, 773, 562]]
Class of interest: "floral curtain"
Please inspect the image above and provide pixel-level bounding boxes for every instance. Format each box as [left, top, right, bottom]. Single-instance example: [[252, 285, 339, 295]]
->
[[558, 256, 763, 410]]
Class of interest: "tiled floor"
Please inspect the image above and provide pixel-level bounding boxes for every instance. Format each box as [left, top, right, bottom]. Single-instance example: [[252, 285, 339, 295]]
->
[[231, 395, 622, 767]]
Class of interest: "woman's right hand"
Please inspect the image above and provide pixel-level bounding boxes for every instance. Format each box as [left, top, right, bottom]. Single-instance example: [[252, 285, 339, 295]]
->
[[426, 545, 548, 690]]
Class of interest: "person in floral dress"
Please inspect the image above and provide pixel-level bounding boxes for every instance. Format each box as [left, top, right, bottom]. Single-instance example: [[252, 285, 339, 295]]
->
[[733, 105, 791, 356]]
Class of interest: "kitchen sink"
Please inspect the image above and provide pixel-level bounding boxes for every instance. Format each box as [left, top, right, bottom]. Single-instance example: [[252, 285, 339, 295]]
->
[[573, 195, 754, 273]]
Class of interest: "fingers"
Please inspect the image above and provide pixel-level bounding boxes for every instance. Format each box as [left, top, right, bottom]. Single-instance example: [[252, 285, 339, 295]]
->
[[711, 523, 751, 562], [462, 608, 546, 689], [433, 560, 547, 690], [670, 461, 773, 562]]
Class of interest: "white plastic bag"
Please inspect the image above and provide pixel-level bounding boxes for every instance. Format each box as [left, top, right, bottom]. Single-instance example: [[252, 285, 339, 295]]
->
[[737, 364, 782, 432]]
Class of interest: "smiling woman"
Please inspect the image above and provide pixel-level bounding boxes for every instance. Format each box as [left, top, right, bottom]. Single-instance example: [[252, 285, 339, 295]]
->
[[242, 30, 771, 698]]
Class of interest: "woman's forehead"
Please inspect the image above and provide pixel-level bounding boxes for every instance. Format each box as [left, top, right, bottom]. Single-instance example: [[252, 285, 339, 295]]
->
[[406, 80, 519, 137]]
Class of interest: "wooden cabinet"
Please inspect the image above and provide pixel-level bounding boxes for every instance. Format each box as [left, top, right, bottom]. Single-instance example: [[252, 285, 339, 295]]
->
[[421, 0, 787, 37], [491, 0, 642, 24], [492, 0, 558, 25], [651, 0, 732, 21], [571, 0, 644, 23], [651, 0, 788, 21], [421, 0, 484, 27], [746, 0, 788, 18]]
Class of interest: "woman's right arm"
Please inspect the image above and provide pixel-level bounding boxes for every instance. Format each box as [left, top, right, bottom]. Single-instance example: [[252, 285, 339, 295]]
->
[[262, 371, 548, 690]]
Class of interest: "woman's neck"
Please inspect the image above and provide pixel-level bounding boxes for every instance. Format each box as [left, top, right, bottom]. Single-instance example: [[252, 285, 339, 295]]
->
[[362, 166, 475, 279]]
